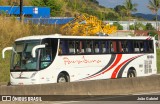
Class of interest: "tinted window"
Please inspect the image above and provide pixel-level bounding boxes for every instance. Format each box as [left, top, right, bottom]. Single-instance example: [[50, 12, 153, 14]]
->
[[59, 39, 154, 55], [40, 38, 58, 69]]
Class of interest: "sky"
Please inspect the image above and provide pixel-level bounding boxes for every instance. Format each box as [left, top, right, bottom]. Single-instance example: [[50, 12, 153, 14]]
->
[[97, 0, 155, 14]]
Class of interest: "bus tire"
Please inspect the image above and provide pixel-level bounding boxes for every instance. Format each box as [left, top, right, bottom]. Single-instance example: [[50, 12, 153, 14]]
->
[[127, 69, 136, 78], [57, 73, 69, 83], [7, 82, 11, 86]]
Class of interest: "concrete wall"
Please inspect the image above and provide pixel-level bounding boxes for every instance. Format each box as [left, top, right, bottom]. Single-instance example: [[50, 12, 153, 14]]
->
[[0, 75, 160, 95]]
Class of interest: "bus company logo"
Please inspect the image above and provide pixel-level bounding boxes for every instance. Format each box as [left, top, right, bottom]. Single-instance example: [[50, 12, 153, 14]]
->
[[2, 96, 11, 101], [63, 56, 101, 65]]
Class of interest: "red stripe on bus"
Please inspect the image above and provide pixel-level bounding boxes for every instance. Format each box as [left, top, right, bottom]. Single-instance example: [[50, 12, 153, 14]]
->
[[101, 54, 122, 74], [80, 54, 122, 80], [111, 58, 131, 78], [111, 55, 143, 78], [80, 54, 116, 80], [87, 54, 122, 79]]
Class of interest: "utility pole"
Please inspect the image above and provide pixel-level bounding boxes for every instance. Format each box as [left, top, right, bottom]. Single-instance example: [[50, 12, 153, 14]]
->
[[20, 0, 23, 22]]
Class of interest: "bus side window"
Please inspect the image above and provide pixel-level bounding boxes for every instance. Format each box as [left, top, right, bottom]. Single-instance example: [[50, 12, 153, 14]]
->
[[59, 41, 62, 54], [98, 41, 102, 53], [75, 40, 85, 54], [105, 41, 110, 53], [59, 40, 69, 55], [110, 41, 117, 53], [134, 41, 144, 53], [128, 41, 134, 53], [101, 41, 110, 53], [68, 40, 75, 54], [142, 40, 154, 53], [148, 41, 154, 52], [118, 41, 123, 52], [144, 41, 148, 52], [85, 40, 93, 53], [139, 41, 144, 52], [40, 48, 52, 69], [79, 41, 85, 53], [119, 41, 128, 53], [101, 41, 106, 53], [134, 41, 140, 53], [94, 41, 100, 53]]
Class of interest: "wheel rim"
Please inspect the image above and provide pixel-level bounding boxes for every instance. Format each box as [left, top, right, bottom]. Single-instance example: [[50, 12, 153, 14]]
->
[[129, 72, 134, 77], [58, 77, 66, 83]]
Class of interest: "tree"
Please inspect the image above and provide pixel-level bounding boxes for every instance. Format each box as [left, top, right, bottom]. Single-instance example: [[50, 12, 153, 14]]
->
[[135, 23, 145, 30], [47, 0, 64, 16], [105, 12, 119, 21], [148, 31, 158, 40], [129, 23, 145, 30], [31, 0, 64, 16], [145, 23, 155, 30], [31, 0, 46, 6], [113, 22, 123, 30], [147, 0, 160, 30], [123, 0, 138, 30], [114, 5, 127, 20], [124, 0, 137, 17]]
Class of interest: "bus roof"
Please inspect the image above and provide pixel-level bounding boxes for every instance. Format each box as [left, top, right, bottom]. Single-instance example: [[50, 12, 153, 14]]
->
[[15, 34, 154, 41]]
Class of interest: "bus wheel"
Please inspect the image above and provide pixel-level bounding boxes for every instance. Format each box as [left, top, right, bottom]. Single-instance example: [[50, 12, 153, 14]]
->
[[57, 73, 68, 83], [7, 82, 11, 86], [127, 69, 136, 78]]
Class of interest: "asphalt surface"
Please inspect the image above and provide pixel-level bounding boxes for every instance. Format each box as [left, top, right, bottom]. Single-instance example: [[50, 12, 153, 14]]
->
[[44, 91, 160, 104]]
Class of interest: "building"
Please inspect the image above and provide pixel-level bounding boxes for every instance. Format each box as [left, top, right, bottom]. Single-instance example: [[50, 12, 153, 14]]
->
[[0, 6, 50, 18], [106, 21, 160, 31]]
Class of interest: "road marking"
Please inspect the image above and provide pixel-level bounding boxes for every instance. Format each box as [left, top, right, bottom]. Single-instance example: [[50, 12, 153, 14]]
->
[[51, 101, 80, 104]]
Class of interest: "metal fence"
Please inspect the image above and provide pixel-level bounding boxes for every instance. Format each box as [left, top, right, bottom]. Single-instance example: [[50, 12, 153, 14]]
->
[[17, 17, 74, 25]]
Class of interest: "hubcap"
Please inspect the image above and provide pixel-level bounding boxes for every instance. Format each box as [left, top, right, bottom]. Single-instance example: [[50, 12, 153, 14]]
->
[[129, 73, 134, 77], [58, 77, 66, 83]]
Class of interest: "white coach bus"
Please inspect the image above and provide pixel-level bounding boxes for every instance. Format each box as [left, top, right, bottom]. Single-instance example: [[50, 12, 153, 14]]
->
[[2, 34, 157, 85]]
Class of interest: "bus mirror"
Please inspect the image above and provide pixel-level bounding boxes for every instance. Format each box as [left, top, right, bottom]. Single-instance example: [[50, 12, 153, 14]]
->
[[2, 47, 13, 59], [32, 44, 45, 58]]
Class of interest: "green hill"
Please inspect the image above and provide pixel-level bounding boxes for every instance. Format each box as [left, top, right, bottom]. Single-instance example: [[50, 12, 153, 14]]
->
[[0, 0, 121, 20], [30, 0, 120, 20]]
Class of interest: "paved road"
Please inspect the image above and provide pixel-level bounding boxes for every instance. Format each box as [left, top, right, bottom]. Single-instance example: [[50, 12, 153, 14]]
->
[[46, 91, 160, 104]]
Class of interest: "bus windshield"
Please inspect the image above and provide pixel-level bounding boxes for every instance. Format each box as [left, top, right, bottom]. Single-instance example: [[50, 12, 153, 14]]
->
[[11, 40, 40, 71]]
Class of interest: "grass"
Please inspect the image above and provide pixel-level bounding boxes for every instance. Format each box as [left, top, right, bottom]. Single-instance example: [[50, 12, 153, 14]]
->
[[0, 16, 30, 82], [0, 16, 58, 82], [157, 49, 160, 73], [0, 52, 11, 82], [0, 0, 31, 5]]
